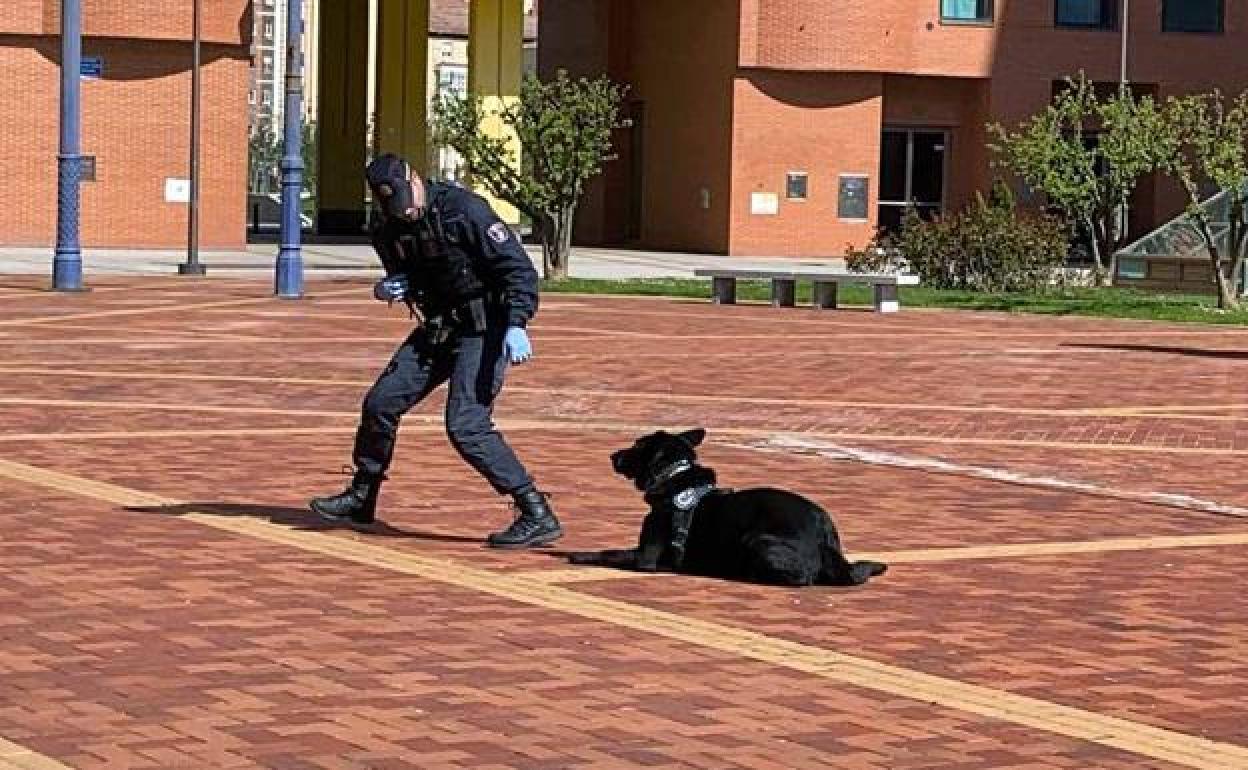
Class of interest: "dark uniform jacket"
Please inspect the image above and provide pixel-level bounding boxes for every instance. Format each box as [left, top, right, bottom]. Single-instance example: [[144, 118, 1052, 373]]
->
[[371, 182, 540, 329]]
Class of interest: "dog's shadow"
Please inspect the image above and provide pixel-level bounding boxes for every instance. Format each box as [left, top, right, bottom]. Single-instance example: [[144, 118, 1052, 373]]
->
[[124, 502, 487, 545]]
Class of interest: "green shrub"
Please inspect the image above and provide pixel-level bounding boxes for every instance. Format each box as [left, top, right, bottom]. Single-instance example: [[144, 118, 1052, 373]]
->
[[847, 186, 1069, 292]]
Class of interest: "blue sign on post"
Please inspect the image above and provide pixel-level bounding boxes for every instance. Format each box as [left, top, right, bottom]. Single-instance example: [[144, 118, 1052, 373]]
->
[[80, 56, 102, 79]]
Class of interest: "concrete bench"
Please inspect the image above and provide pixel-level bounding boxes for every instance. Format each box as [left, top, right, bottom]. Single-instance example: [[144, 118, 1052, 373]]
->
[[693, 269, 920, 313]]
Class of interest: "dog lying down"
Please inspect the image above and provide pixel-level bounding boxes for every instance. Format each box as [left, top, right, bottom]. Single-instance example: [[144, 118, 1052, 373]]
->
[[567, 429, 887, 587]]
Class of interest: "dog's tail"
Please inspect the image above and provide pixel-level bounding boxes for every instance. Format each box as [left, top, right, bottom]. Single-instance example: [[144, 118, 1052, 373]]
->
[[846, 560, 888, 585], [820, 545, 888, 586]]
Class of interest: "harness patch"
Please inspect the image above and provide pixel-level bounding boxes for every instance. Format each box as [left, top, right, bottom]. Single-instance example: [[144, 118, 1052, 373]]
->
[[487, 222, 511, 244], [673, 488, 701, 511]]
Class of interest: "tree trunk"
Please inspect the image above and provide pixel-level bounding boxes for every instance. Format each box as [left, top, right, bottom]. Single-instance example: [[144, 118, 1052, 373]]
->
[[1232, 206, 1248, 298], [1085, 214, 1108, 287], [1104, 211, 1120, 286], [542, 204, 576, 282], [1199, 219, 1239, 310]]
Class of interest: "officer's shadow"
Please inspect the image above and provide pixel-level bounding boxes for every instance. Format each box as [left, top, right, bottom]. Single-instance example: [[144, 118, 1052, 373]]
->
[[124, 502, 486, 545]]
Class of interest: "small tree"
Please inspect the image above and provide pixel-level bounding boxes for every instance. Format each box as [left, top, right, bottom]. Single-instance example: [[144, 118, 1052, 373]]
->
[[988, 74, 1164, 285], [1155, 91, 1248, 309], [301, 120, 319, 199], [433, 70, 628, 281], [248, 127, 281, 193], [248, 121, 318, 197]]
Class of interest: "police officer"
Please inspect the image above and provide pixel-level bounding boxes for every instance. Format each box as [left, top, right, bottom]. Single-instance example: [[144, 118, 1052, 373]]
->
[[310, 153, 562, 549]]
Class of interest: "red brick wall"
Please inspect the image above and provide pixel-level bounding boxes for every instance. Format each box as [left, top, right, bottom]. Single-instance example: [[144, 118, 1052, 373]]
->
[[746, 0, 997, 77], [0, 36, 249, 249], [729, 71, 883, 257], [0, 0, 44, 35], [43, 0, 250, 44]]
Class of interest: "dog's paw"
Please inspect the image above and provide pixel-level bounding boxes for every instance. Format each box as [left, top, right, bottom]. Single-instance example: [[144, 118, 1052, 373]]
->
[[567, 552, 596, 565]]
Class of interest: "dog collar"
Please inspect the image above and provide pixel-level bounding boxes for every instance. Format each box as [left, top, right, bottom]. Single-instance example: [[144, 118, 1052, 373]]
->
[[645, 459, 692, 495]]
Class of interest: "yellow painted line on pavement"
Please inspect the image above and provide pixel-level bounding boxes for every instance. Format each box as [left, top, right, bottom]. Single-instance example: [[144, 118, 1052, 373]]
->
[[0, 458, 1243, 769], [0, 737, 72, 770], [522, 532, 1248, 584]]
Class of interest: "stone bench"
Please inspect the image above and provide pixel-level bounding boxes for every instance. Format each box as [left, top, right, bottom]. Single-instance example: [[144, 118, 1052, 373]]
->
[[693, 269, 920, 313]]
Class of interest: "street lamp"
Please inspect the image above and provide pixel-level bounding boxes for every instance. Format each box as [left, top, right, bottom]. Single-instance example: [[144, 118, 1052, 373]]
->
[[179, 0, 207, 275], [53, 0, 85, 291], [1119, 0, 1130, 93], [275, 0, 305, 298]]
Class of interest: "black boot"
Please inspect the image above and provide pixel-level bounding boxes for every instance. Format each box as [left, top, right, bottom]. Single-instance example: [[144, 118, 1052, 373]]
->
[[310, 471, 381, 530], [487, 489, 563, 549]]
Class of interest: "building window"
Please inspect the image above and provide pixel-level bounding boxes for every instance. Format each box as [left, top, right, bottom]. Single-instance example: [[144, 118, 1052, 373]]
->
[[263, 19, 274, 41], [941, 0, 993, 23], [838, 175, 870, 221], [878, 128, 947, 232], [786, 172, 808, 201], [1056, 0, 1116, 28], [1117, 258, 1147, 280], [1163, 0, 1224, 33], [437, 65, 469, 98]]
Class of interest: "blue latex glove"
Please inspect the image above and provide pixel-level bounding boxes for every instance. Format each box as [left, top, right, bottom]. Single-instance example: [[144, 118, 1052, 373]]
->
[[504, 327, 533, 364], [373, 275, 409, 304]]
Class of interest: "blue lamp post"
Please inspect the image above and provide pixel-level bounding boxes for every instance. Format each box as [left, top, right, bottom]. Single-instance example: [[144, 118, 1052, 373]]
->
[[53, 0, 85, 291], [275, 0, 305, 298]]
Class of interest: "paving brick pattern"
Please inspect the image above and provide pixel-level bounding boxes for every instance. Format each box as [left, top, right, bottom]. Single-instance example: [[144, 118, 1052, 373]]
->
[[2, 276, 1247, 768]]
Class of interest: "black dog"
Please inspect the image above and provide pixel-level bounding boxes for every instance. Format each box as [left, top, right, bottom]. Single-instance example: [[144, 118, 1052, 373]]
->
[[567, 429, 887, 587]]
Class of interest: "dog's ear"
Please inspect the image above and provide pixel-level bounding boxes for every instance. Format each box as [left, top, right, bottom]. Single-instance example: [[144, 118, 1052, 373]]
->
[[678, 428, 707, 447]]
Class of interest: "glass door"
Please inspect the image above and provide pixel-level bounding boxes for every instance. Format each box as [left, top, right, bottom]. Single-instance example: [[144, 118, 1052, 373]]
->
[[878, 128, 947, 233]]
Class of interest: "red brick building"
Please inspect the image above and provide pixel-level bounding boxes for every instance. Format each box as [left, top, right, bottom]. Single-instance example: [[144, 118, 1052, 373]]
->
[[0, 1, 252, 249], [542, 0, 1248, 257]]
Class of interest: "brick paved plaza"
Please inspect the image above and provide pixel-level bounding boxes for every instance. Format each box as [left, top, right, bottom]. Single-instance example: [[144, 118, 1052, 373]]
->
[[1, 276, 1246, 769]]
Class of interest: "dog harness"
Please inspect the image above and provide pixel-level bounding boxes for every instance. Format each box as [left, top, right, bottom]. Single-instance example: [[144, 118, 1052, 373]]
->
[[645, 458, 717, 569]]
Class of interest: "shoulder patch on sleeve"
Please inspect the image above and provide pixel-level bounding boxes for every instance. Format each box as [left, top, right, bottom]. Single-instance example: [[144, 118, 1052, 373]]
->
[[487, 222, 512, 244]]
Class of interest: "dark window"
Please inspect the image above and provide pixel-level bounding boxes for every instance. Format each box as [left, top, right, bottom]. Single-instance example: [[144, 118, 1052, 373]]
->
[[878, 128, 947, 233], [1163, 0, 1224, 33], [879, 131, 908, 203], [838, 176, 869, 221], [786, 172, 808, 201], [941, 0, 993, 23], [1056, 0, 1116, 28]]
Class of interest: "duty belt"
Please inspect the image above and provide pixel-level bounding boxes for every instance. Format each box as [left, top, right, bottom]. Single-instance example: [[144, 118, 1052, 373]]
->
[[423, 296, 492, 344]]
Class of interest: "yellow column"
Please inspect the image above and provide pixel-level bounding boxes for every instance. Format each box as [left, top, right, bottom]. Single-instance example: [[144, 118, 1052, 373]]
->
[[375, 0, 429, 168], [469, 0, 524, 223], [316, 0, 370, 234]]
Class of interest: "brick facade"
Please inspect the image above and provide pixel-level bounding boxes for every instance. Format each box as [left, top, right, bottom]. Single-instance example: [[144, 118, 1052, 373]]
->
[[0, 0, 250, 249], [542, 0, 1248, 257]]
